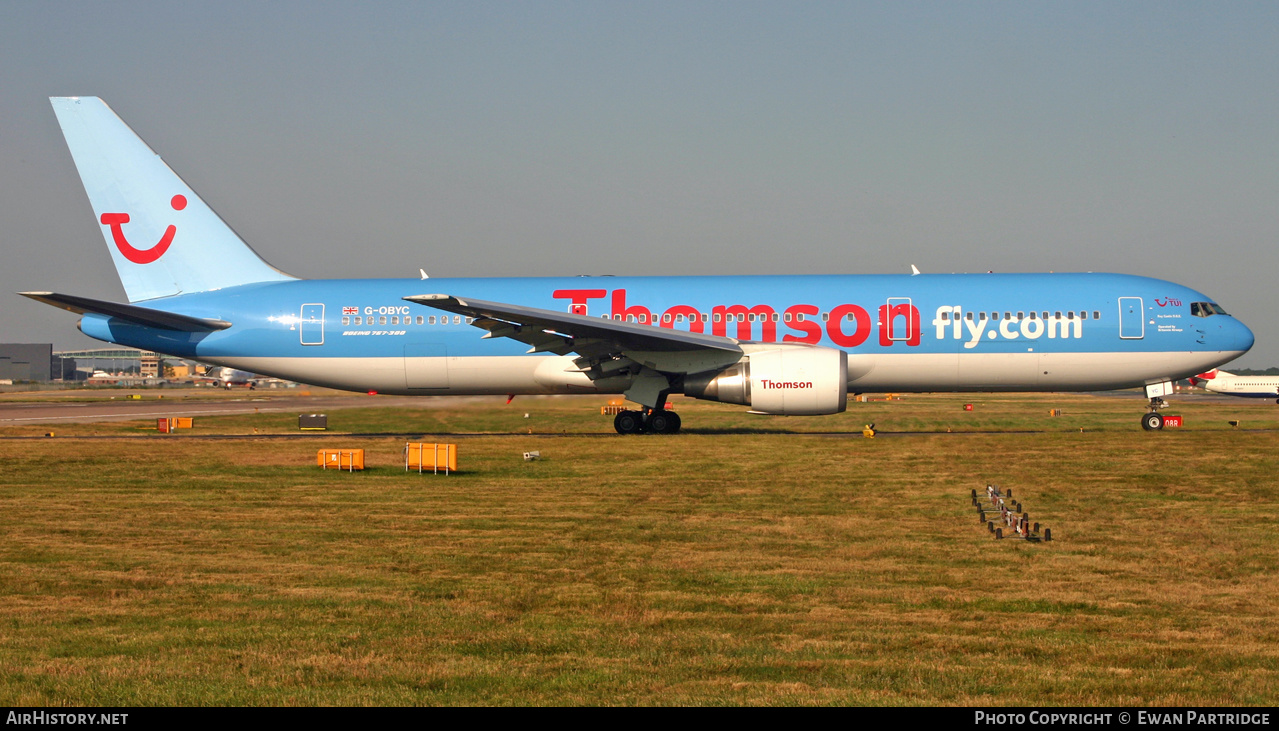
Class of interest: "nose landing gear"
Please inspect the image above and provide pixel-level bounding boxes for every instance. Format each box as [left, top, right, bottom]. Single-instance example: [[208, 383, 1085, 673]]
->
[[1140, 393, 1170, 431], [1141, 382, 1174, 431]]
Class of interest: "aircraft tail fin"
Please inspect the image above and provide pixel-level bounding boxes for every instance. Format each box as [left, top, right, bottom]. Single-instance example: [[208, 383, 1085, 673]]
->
[[1189, 369, 1227, 386], [50, 97, 294, 303]]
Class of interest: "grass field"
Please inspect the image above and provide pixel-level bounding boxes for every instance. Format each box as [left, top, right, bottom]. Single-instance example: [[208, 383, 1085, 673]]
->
[[1, 392, 1277, 705]]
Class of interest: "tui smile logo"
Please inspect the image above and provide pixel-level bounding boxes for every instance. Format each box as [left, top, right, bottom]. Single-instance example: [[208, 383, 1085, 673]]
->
[[100, 194, 187, 264]]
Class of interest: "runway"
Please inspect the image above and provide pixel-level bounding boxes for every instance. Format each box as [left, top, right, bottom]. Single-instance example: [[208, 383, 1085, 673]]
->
[[0, 394, 433, 425]]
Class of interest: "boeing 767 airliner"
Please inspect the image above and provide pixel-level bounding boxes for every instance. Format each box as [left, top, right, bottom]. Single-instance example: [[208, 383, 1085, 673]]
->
[[22, 97, 1255, 433]]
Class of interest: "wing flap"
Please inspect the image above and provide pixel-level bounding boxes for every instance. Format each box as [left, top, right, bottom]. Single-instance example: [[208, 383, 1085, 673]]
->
[[405, 293, 744, 374], [406, 294, 741, 352]]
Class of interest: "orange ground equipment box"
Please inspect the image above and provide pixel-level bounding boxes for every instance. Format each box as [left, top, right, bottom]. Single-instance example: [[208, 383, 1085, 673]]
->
[[317, 449, 365, 471], [405, 443, 457, 474], [157, 417, 194, 433]]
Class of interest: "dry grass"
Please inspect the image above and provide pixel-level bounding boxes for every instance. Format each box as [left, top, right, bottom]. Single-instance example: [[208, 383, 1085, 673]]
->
[[0, 392, 1276, 705]]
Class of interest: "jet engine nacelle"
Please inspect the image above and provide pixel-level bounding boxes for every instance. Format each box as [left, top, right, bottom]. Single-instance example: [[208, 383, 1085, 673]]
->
[[682, 345, 848, 415]]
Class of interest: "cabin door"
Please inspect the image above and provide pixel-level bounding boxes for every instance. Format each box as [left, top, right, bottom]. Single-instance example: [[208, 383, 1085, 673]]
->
[[884, 297, 916, 342], [1119, 297, 1144, 339], [300, 304, 325, 345]]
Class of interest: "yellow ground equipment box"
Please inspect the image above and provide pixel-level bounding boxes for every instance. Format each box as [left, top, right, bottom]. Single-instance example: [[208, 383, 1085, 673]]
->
[[405, 443, 457, 474], [318, 449, 364, 471]]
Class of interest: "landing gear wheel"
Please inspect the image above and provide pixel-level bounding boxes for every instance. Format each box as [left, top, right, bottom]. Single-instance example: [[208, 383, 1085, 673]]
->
[[1141, 412, 1165, 431], [646, 410, 682, 435], [614, 410, 645, 435]]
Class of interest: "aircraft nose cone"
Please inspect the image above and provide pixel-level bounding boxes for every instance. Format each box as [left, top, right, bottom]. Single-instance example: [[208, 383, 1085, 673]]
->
[[1226, 317, 1255, 354]]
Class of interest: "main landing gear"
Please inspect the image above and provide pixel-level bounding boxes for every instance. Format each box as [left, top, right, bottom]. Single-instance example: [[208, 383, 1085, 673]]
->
[[614, 409, 682, 435]]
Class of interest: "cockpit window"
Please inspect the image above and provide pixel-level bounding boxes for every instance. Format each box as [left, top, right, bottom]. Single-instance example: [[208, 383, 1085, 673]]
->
[[1191, 302, 1229, 318]]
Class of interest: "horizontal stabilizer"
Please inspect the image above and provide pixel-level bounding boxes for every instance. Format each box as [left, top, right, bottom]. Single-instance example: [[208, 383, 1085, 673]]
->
[[19, 291, 232, 331]]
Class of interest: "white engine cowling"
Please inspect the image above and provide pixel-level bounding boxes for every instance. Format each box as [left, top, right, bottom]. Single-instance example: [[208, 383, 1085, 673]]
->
[[682, 345, 848, 415]]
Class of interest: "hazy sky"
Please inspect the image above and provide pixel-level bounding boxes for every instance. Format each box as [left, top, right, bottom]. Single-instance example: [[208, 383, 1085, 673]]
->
[[3, 1, 1277, 366]]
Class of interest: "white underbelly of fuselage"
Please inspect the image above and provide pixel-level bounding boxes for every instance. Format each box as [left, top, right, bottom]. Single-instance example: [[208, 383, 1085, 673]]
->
[[200, 349, 1246, 396]]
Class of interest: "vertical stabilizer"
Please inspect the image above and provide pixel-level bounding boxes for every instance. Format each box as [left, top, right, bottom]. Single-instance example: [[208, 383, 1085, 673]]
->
[[50, 97, 294, 302]]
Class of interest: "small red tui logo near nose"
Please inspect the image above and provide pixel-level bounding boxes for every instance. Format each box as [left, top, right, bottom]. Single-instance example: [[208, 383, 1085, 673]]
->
[[101, 195, 186, 264]]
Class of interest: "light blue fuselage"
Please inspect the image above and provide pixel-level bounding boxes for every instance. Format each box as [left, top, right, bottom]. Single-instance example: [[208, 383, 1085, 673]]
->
[[78, 272, 1254, 396]]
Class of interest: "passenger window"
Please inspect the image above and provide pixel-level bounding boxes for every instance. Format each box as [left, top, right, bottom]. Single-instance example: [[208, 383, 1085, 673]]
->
[[979, 312, 987, 321], [1093, 311, 1100, 320], [991, 312, 999, 321], [1067, 311, 1074, 320], [379, 316, 387, 325], [416, 316, 424, 325], [965, 312, 973, 321], [391, 316, 398, 325], [342, 316, 349, 326], [676, 314, 685, 323], [1017, 311, 1024, 319], [453, 316, 461, 324]]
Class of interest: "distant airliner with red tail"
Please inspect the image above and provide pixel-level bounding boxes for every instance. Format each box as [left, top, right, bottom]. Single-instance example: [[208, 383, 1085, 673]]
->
[[21, 97, 1255, 432], [1190, 370, 1279, 403]]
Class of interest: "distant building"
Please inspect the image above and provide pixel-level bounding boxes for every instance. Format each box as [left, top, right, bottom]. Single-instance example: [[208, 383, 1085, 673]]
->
[[55, 347, 154, 380], [0, 344, 57, 382]]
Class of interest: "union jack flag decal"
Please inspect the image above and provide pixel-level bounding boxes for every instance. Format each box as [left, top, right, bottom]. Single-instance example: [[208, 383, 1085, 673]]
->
[[342, 306, 358, 315]]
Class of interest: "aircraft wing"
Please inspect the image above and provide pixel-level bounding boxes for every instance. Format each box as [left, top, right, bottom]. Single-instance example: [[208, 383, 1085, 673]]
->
[[19, 292, 232, 332], [404, 294, 744, 375]]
